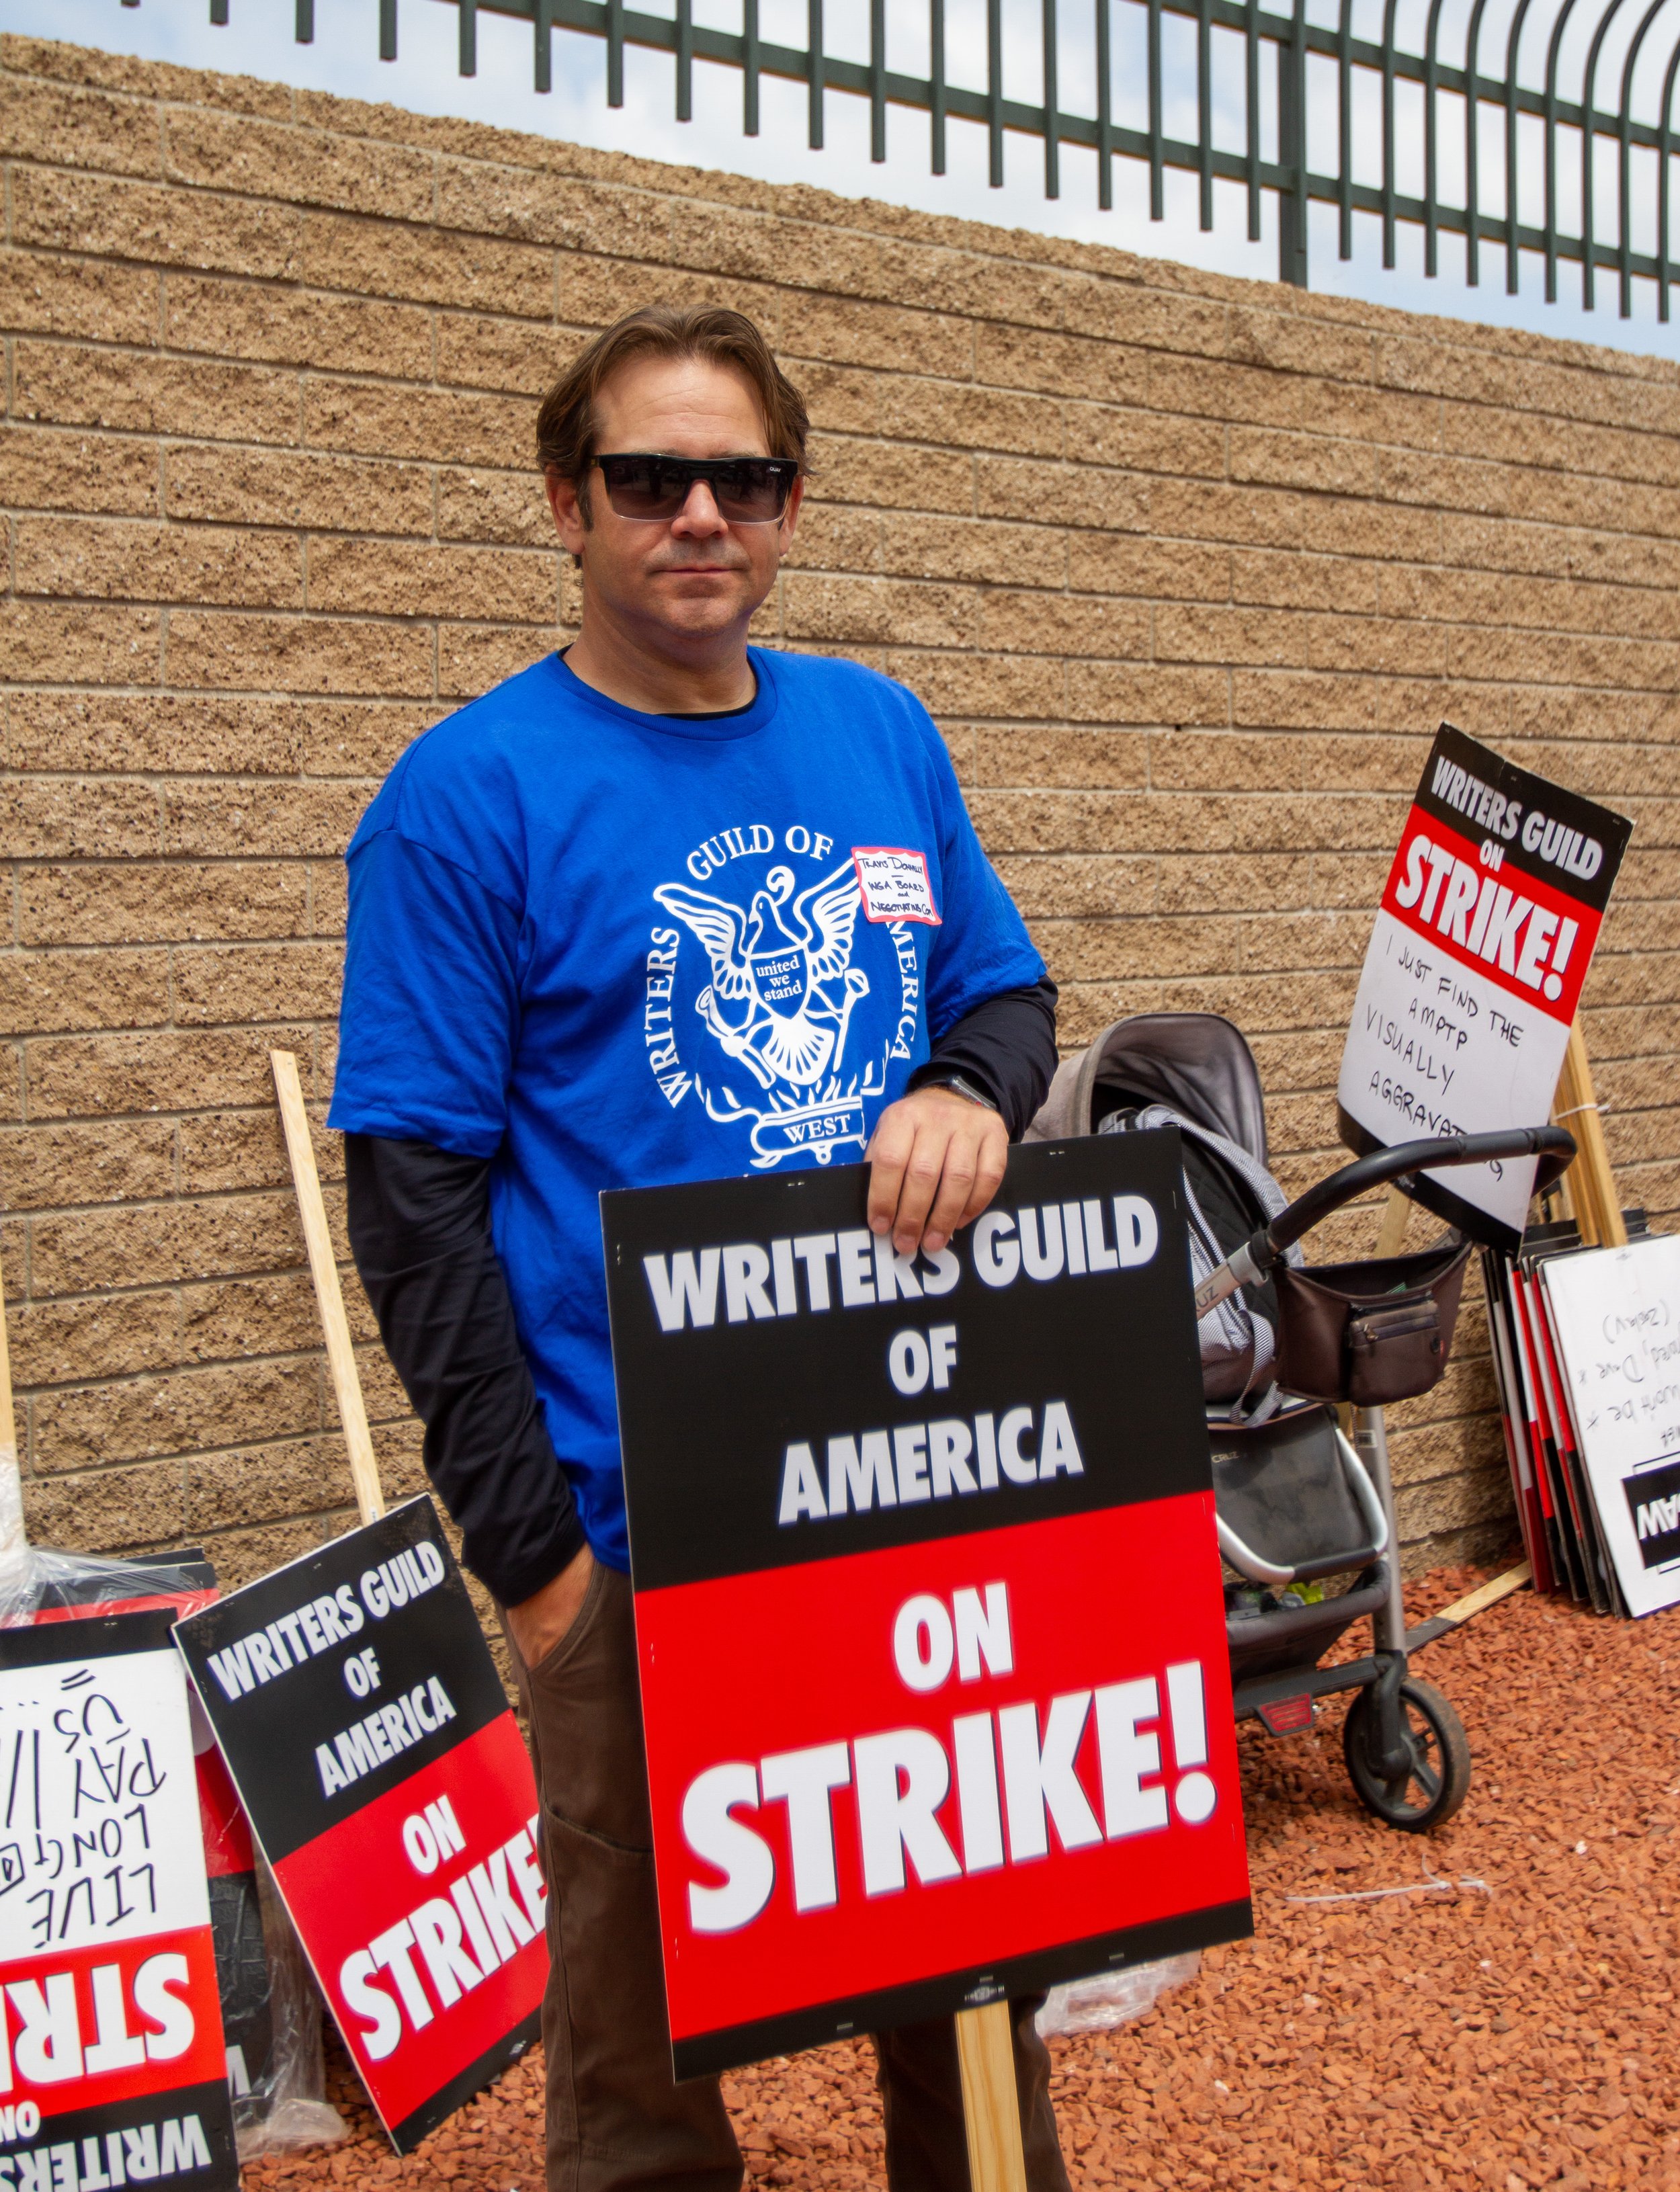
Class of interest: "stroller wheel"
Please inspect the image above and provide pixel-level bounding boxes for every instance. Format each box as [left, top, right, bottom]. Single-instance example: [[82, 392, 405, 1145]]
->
[[1341, 1675, 1470, 1832]]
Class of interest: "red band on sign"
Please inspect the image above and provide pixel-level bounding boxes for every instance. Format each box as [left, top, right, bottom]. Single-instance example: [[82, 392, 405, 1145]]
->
[[634, 1495, 1247, 2049], [272, 1714, 545, 2134], [1380, 808, 1601, 1025], [195, 1743, 255, 1882], [0, 1924, 226, 2121]]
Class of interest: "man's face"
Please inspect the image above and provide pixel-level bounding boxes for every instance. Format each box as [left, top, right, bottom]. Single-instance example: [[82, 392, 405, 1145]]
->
[[546, 354, 802, 649]]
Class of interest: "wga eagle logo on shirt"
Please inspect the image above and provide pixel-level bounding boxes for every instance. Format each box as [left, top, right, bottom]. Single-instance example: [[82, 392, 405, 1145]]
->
[[645, 824, 939, 1169]]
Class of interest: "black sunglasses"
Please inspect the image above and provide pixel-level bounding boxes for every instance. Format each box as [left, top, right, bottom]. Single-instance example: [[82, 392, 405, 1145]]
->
[[595, 453, 799, 524]]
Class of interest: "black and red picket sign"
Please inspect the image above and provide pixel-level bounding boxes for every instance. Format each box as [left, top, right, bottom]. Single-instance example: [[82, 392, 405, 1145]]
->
[[29, 1548, 284, 2119], [603, 1129, 1252, 2080], [1338, 721, 1632, 1250], [0, 1609, 241, 2191], [174, 1499, 546, 2152]]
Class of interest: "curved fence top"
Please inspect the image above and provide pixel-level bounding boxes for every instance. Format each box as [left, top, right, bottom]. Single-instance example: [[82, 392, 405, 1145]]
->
[[181, 0, 1680, 319]]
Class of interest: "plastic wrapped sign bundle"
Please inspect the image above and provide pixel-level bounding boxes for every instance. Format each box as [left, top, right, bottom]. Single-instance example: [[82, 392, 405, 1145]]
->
[[0, 1545, 345, 2160]]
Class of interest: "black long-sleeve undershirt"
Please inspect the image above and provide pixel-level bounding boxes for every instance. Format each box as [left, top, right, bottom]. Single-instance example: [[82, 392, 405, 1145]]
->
[[345, 975, 1058, 1609], [904, 974, 1057, 1131], [344, 1134, 591, 1611]]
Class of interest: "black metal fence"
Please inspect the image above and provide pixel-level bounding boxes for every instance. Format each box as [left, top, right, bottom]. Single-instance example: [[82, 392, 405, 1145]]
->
[[179, 0, 1680, 318]]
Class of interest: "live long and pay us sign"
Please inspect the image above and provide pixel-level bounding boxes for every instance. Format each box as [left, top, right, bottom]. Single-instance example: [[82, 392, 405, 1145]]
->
[[603, 1130, 1251, 2080]]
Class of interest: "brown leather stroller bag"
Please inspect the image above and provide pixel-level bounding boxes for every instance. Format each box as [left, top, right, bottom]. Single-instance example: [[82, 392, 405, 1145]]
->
[[1272, 1240, 1473, 1407]]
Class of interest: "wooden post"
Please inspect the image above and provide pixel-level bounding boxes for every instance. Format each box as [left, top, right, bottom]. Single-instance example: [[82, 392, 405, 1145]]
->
[[271, 1050, 386, 1525], [1553, 1015, 1626, 1250], [0, 1253, 24, 1560], [1374, 1185, 1411, 1259], [956, 2000, 1028, 2192]]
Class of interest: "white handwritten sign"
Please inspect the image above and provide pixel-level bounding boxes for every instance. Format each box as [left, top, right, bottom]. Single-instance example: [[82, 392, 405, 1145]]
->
[[0, 1611, 239, 2188], [0, 1644, 206, 1962], [1542, 1233, 1680, 1618], [1337, 724, 1629, 1249]]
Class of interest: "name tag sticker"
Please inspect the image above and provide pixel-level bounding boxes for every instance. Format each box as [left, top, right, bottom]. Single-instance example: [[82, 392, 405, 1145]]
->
[[852, 847, 941, 925]]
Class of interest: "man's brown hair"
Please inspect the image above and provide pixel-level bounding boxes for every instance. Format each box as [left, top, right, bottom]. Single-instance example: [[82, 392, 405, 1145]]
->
[[536, 305, 810, 519]]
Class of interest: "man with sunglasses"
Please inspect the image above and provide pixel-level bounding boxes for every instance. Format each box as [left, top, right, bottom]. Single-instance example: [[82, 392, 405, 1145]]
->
[[329, 306, 1064, 2192]]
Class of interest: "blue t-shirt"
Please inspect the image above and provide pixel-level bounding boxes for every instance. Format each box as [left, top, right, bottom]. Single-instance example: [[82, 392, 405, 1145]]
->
[[327, 648, 1045, 1570]]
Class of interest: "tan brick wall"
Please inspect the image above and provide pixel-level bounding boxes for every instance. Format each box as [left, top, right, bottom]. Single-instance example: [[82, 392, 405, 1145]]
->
[[3, 32, 1677, 1591]]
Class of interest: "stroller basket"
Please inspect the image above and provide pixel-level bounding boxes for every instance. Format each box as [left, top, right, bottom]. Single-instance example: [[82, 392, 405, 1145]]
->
[[1212, 1409, 1388, 1587], [1212, 1406, 1396, 1693], [1273, 1240, 1474, 1407], [1193, 1123, 1574, 1394]]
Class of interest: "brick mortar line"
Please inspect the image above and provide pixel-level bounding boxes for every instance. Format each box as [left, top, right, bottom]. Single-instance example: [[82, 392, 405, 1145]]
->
[[7, 1269, 351, 1309], [14, 1372, 389, 1421], [13, 605, 1680, 659], [3, 508, 564, 550], [9, 131, 1679, 420], [5, 225, 1680, 466], [5, 1245, 335, 1280], [20, 1445, 417, 1492], [5, 599, 562, 627], [10, 38, 1680, 390], [6, 698, 1680, 734], [10, 647, 1680, 685]]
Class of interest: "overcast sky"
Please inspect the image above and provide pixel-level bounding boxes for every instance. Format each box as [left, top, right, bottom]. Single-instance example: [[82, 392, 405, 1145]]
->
[[13, 0, 1680, 366]]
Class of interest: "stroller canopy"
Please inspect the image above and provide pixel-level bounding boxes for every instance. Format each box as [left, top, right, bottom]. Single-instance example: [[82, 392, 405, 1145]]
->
[[1029, 1013, 1269, 1165]]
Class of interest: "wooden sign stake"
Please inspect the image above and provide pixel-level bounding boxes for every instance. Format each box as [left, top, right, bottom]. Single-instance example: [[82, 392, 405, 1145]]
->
[[1553, 1016, 1626, 1250], [272, 1050, 1030, 2177], [271, 1050, 386, 1525], [956, 2000, 1028, 2192], [1374, 1186, 1412, 1259], [0, 1253, 24, 1560]]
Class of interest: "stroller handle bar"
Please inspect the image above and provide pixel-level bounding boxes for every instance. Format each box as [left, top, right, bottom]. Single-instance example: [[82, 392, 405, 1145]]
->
[[1192, 1124, 1577, 1321]]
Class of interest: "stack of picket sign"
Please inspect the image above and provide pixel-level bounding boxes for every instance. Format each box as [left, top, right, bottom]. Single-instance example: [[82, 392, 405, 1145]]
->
[[0, 1539, 346, 2192], [0, 1544, 344, 2154], [1485, 1221, 1680, 1621]]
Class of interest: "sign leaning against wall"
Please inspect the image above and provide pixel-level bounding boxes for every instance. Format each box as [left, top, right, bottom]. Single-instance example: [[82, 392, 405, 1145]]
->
[[1337, 722, 1632, 1251], [175, 1501, 548, 2153], [603, 1131, 1251, 2080]]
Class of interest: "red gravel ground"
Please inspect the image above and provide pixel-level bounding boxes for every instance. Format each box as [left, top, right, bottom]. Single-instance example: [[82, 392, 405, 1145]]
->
[[245, 1559, 1680, 2192]]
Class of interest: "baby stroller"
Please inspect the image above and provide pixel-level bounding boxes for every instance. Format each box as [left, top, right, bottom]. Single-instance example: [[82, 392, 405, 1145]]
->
[[1031, 1015, 1573, 1832]]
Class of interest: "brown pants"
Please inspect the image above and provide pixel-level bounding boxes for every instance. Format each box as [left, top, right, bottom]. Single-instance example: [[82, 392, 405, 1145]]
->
[[510, 1561, 1071, 2192]]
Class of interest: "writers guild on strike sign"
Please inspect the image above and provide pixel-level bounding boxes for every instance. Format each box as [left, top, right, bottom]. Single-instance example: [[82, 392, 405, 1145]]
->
[[174, 1501, 547, 2155], [1338, 722, 1632, 1249], [603, 1132, 1253, 2078], [0, 1612, 241, 2192]]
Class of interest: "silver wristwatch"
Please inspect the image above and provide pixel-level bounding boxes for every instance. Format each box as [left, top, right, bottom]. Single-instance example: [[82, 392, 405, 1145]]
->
[[923, 1072, 999, 1113]]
